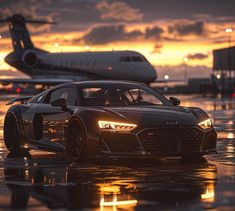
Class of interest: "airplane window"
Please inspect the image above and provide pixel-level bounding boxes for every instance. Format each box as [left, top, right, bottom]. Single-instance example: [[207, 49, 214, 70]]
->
[[132, 56, 143, 62], [119, 57, 124, 62], [124, 57, 131, 62]]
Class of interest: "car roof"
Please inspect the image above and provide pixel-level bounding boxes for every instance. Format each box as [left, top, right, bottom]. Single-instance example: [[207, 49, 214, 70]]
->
[[69, 80, 146, 87], [48, 80, 147, 92]]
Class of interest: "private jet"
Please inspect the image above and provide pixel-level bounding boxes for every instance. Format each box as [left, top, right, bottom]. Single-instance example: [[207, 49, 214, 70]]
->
[[0, 14, 157, 86]]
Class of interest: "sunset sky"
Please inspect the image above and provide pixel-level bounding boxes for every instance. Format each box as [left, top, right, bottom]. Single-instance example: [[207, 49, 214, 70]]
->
[[0, 0, 234, 79]]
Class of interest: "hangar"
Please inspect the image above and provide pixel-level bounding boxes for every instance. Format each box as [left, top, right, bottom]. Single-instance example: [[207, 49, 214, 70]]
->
[[213, 46, 235, 78]]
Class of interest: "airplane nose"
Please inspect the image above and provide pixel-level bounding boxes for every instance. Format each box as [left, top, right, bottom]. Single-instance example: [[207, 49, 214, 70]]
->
[[149, 66, 157, 82], [4, 52, 21, 66]]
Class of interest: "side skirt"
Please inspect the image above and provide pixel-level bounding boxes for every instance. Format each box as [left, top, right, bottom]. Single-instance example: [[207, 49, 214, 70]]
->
[[21, 137, 65, 152]]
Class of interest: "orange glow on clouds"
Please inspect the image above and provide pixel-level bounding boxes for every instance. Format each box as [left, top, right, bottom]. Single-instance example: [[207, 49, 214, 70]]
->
[[0, 21, 233, 75]]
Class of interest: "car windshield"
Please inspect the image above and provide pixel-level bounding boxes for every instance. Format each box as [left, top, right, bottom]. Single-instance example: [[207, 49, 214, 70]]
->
[[80, 84, 171, 107]]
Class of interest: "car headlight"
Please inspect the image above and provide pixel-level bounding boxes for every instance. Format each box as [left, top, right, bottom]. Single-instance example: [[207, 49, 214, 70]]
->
[[198, 119, 212, 129], [98, 120, 137, 132]]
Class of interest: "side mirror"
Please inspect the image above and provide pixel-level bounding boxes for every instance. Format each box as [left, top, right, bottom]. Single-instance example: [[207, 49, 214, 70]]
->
[[51, 98, 67, 109], [169, 97, 180, 106]]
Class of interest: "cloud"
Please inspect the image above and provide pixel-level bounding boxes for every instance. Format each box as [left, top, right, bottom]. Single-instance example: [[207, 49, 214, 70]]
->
[[80, 24, 166, 45], [80, 24, 143, 45], [145, 26, 164, 40], [168, 20, 206, 36], [0, 0, 55, 33], [96, 0, 143, 22], [186, 53, 209, 60]]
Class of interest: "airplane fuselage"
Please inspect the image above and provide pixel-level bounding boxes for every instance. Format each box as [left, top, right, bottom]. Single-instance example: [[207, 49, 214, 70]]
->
[[2, 14, 157, 84], [5, 50, 157, 83]]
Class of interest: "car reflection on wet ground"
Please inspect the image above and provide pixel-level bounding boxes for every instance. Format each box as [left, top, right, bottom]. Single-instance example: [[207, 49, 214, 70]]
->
[[0, 94, 234, 210]]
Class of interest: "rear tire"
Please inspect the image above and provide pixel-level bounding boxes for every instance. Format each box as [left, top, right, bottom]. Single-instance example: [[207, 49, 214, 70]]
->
[[4, 113, 20, 152], [66, 118, 88, 161]]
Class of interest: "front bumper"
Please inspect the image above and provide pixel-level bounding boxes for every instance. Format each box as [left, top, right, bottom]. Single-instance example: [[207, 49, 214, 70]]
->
[[99, 126, 217, 157]]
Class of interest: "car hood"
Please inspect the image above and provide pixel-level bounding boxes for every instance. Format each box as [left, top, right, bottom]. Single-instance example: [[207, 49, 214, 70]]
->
[[102, 106, 198, 127]]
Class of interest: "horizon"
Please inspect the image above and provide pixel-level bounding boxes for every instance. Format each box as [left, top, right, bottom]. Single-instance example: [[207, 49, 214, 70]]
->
[[0, 0, 234, 79]]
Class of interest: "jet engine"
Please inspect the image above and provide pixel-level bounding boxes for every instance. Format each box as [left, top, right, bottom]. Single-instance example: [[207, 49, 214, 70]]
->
[[22, 51, 38, 67]]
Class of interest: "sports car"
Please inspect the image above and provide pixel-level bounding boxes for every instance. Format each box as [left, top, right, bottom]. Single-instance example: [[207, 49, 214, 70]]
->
[[4, 80, 217, 160]]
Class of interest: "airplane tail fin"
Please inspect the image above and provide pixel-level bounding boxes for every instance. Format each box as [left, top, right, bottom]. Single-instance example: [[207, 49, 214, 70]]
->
[[0, 14, 56, 51]]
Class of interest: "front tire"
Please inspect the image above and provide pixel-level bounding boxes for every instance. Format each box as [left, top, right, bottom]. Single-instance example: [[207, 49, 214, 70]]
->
[[66, 118, 87, 161], [4, 113, 20, 152]]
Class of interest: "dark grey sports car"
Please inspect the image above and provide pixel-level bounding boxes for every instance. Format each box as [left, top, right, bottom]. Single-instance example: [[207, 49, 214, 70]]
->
[[4, 80, 217, 160]]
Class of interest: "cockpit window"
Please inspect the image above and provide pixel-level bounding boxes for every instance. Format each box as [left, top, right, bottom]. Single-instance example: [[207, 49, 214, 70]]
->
[[132, 56, 143, 62], [124, 57, 131, 62]]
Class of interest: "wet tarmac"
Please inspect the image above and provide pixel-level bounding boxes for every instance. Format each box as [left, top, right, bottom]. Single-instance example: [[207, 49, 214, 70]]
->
[[0, 94, 235, 210]]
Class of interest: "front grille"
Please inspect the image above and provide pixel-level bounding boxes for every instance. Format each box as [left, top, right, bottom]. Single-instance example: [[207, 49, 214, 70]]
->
[[137, 127, 204, 154]]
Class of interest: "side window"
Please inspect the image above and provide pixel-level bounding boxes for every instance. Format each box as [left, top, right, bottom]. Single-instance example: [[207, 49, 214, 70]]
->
[[37, 95, 45, 103], [48, 87, 76, 105], [28, 91, 47, 103], [126, 89, 163, 105]]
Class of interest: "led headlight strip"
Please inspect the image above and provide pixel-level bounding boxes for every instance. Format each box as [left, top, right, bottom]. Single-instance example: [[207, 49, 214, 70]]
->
[[98, 120, 137, 132], [198, 119, 212, 129]]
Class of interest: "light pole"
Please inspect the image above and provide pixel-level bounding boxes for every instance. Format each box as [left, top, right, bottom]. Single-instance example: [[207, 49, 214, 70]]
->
[[164, 75, 169, 92], [183, 57, 189, 84], [85, 45, 91, 51], [225, 28, 232, 47], [54, 42, 62, 52], [164, 74, 169, 80]]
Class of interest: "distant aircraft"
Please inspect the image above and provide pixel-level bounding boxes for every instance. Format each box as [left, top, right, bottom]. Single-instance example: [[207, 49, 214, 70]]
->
[[0, 14, 157, 85]]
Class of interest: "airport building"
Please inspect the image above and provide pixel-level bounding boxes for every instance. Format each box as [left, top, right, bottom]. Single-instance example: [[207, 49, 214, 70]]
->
[[213, 46, 235, 77], [213, 46, 235, 94]]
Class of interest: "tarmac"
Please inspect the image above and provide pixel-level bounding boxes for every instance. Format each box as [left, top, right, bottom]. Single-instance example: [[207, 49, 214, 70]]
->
[[0, 94, 234, 210]]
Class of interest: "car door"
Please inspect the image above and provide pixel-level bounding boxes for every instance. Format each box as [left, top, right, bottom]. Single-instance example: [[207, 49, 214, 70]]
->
[[35, 85, 77, 144]]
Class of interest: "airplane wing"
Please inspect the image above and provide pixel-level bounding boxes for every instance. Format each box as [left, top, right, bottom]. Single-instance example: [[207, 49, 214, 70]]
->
[[0, 78, 73, 86]]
